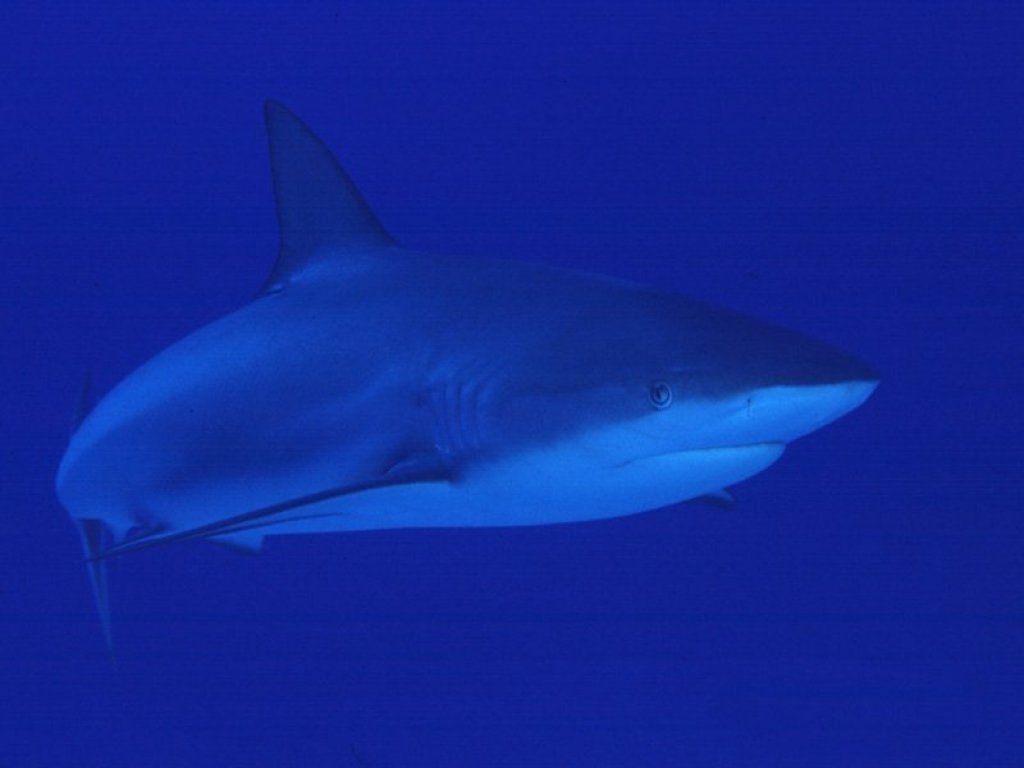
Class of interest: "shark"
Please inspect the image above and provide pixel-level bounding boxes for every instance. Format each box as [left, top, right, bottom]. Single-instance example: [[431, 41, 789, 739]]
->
[[57, 102, 878, 646]]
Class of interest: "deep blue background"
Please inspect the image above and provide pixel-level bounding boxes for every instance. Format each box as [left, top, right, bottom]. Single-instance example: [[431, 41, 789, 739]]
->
[[3, 2, 1022, 765]]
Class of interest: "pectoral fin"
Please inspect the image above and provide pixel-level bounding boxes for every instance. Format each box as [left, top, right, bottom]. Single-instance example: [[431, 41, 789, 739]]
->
[[690, 488, 736, 509], [209, 530, 266, 554], [91, 460, 452, 561]]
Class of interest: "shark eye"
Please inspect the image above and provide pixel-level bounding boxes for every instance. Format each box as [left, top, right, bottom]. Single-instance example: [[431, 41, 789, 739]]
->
[[648, 380, 673, 409]]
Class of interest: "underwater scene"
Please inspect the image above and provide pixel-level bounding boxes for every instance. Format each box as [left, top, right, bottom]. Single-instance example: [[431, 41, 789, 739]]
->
[[4, 2, 1022, 765]]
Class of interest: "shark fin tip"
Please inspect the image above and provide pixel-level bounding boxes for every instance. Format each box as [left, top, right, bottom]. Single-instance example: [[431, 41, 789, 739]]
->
[[75, 519, 114, 652]]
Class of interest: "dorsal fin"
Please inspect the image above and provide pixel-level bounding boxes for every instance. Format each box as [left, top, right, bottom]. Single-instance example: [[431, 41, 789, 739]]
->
[[261, 100, 394, 292]]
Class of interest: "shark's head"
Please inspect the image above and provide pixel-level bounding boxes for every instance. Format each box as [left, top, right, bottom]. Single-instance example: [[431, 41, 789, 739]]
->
[[469, 279, 878, 516]]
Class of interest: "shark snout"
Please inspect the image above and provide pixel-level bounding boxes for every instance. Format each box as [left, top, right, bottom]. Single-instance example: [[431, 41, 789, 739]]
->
[[719, 320, 878, 443], [756, 332, 879, 442], [739, 378, 878, 444], [648, 374, 876, 454]]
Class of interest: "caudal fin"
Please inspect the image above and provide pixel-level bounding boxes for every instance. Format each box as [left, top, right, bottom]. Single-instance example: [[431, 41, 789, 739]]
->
[[75, 518, 113, 653], [71, 368, 94, 434]]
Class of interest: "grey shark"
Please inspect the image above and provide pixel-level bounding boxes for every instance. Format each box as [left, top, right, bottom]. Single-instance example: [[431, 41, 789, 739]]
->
[[57, 102, 877, 645]]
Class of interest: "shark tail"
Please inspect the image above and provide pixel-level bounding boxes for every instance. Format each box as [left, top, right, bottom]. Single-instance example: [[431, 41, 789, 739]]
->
[[71, 368, 94, 435], [67, 372, 114, 653], [75, 518, 114, 653]]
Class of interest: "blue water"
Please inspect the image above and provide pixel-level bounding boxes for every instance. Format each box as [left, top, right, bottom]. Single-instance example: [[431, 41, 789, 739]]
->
[[5, 2, 1022, 765]]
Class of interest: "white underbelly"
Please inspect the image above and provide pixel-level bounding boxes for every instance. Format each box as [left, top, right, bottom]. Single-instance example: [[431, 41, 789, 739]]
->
[[263, 442, 785, 536]]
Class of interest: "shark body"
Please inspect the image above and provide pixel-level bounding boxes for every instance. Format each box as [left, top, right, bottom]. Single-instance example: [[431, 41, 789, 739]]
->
[[57, 103, 877, 644]]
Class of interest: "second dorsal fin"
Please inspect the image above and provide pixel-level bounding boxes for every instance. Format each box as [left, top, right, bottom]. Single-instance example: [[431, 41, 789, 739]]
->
[[262, 100, 394, 291]]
